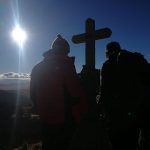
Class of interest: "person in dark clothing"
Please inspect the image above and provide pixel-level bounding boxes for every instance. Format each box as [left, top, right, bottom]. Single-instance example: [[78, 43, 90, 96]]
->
[[100, 42, 120, 116], [30, 35, 88, 150], [100, 42, 142, 150]]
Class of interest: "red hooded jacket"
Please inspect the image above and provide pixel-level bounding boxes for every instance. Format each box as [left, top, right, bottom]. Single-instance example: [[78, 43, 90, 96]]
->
[[30, 53, 88, 125]]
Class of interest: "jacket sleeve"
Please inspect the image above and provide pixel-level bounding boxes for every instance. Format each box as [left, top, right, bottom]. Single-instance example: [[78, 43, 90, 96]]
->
[[100, 62, 112, 112], [64, 62, 81, 97], [64, 59, 88, 123]]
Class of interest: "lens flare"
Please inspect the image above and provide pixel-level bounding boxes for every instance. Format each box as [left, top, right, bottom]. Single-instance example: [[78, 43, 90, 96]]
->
[[11, 25, 27, 46]]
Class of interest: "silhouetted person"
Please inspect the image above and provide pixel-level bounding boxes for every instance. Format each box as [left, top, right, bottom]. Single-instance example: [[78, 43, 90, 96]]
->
[[100, 42, 144, 150], [100, 42, 120, 117], [30, 35, 88, 150]]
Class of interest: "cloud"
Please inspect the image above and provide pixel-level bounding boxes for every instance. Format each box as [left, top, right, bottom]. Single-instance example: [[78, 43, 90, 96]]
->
[[0, 72, 30, 79]]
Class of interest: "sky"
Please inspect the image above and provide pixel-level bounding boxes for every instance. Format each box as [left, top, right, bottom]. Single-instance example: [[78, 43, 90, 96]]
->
[[0, 0, 150, 74]]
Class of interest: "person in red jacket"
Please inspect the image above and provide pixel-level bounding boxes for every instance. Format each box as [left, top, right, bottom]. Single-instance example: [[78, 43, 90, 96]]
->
[[30, 35, 88, 150]]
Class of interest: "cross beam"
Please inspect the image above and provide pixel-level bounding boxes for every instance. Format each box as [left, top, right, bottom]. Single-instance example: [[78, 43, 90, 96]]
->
[[72, 18, 112, 70]]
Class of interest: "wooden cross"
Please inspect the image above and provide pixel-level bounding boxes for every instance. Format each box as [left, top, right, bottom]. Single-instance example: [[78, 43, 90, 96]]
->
[[72, 18, 112, 71]]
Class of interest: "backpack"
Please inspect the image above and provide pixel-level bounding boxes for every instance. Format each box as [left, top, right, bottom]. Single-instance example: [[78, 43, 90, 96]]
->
[[117, 50, 148, 84], [116, 50, 148, 114]]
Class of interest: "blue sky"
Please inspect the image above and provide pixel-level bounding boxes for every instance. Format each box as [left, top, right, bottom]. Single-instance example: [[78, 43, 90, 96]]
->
[[0, 0, 150, 73]]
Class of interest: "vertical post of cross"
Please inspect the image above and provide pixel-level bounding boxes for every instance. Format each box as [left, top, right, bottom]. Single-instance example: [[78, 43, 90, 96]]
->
[[86, 18, 95, 70]]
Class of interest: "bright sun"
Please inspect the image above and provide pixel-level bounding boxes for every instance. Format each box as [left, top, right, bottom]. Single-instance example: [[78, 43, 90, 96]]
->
[[11, 26, 27, 46]]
